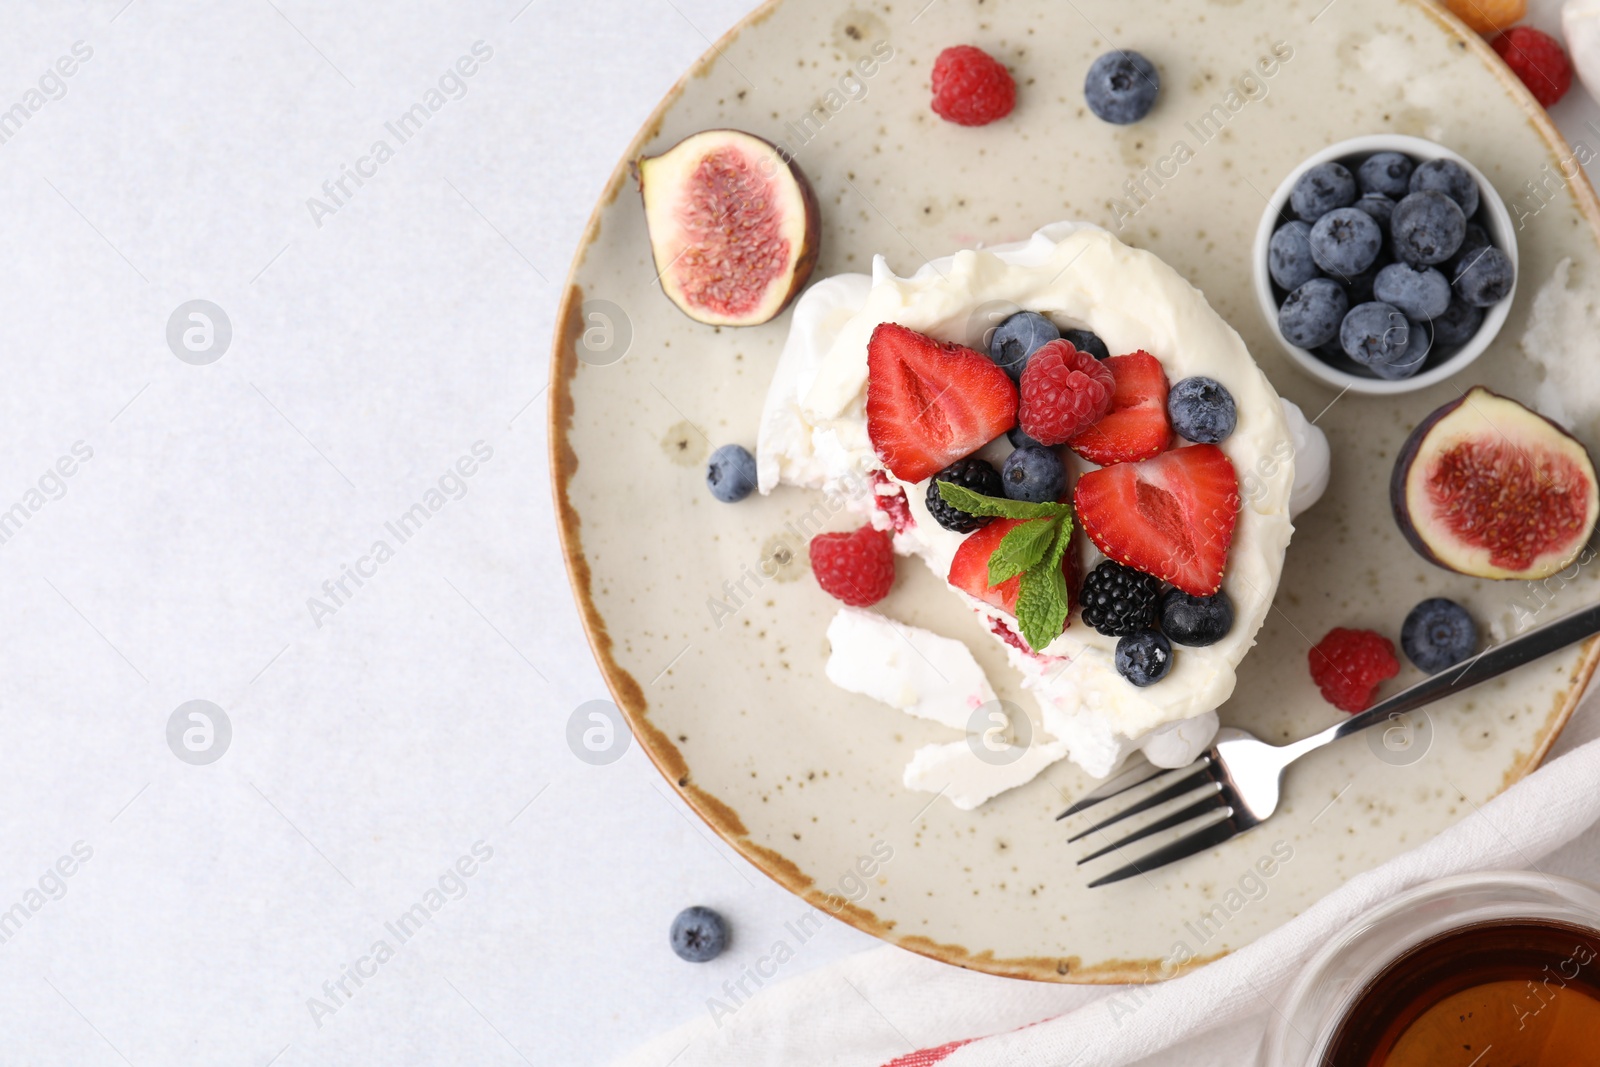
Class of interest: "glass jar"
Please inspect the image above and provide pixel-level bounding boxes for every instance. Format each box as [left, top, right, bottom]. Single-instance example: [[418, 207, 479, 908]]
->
[[1260, 870, 1600, 1065]]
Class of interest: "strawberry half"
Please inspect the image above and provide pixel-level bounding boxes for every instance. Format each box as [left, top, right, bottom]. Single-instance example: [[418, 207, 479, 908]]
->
[[948, 518, 1030, 613], [1067, 351, 1170, 466], [1074, 444, 1240, 596], [866, 323, 1019, 483], [947, 517, 1075, 626]]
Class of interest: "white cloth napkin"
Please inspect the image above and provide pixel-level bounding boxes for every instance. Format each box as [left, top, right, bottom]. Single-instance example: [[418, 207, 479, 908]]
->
[[612, 693, 1600, 1067]]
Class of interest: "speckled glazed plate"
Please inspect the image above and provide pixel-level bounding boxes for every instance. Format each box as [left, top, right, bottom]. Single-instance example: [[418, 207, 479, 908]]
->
[[551, 0, 1600, 981]]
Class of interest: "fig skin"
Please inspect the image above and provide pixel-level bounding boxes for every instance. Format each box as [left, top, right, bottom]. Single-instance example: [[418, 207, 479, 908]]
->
[[634, 129, 820, 328], [1391, 386, 1599, 580]]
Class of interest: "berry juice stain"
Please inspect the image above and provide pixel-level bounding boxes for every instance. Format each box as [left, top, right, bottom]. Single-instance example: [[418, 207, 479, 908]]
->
[[1323, 919, 1600, 1066]]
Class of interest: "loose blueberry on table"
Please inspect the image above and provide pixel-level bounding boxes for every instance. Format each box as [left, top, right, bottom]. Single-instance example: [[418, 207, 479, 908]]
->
[[670, 906, 728, 963], [1401, 598, 1479, 674], [706, 443, 758, 503], [1084, 50, 1161, 125]]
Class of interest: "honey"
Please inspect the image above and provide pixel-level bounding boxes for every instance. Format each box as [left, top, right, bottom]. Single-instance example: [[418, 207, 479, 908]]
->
[[1323, 919, 1600, 1066]]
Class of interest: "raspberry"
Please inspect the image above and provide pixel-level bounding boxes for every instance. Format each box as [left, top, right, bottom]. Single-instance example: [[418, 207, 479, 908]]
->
[[1309, 628, 1399, 713], [1446, 0, 1525, 35], [810, 525, 896, 607], [1018, 339, 1114, 445], [930, 45, 1016, 127], [1491, 27, 1572, 108]]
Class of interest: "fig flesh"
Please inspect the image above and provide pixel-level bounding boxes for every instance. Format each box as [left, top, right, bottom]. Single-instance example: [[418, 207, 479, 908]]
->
[[636, 129, 820, 327], [1391, 387, 1598, 580]]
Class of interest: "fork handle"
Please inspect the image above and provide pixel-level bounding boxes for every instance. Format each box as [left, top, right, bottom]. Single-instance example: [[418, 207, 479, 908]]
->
[[1292, 598, 1600, 757]]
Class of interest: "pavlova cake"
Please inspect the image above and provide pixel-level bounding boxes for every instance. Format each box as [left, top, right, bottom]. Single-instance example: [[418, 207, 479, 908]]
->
[[758, 221, 1329, 808]]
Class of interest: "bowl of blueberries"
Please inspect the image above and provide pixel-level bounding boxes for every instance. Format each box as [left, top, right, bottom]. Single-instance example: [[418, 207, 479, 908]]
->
[[1253, 134, 1516, 395]]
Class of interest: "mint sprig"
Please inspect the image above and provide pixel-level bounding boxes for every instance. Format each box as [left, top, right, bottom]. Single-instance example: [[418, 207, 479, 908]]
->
[[936, 481, 1074, 651]]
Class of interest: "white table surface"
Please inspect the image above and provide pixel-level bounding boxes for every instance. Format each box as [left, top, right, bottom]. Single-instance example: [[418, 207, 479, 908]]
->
[[2, 1, 1599, 1065]]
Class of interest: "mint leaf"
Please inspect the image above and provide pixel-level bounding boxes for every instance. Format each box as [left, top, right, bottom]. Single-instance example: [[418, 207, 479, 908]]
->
[[987, 517, 1058, 586], [1015, 563, 1070, 652], [1047, 508, 1075, 567], [1013, 509, 1074, 650], [935, 481, 1068, 521]]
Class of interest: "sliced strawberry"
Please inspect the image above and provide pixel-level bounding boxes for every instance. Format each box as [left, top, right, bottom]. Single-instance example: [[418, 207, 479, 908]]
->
[[1066, 351, 1170, 466], [866, 323, 1019, 483], [948, 518, 1030, 613], [1074, 444, 1240, 596], [947, 516, 1074, 635]]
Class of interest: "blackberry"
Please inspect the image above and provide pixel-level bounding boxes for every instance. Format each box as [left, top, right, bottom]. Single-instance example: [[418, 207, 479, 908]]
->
[[925, 457, 1004, 532], [1079, 561, 1159, 637]]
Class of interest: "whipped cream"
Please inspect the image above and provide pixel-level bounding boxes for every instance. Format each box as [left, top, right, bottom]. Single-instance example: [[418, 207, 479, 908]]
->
[[761, 222, 1325, 796]]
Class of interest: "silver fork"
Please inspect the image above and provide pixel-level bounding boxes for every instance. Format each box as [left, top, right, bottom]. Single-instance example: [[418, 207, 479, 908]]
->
[[1061, 599, 1600, 887]]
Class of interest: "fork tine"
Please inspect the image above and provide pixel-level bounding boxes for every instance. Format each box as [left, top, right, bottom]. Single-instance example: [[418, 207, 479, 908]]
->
[[1076, 793, 1233, 865], [1065, 762, 1219, 843], [1087, 816, 1241, 888], [1055, 760, 1175, 820]]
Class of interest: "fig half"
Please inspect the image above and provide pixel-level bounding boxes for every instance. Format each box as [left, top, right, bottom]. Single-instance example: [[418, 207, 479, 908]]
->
[[636, 129, 820, 327], [1391, 386, 1598, 580]]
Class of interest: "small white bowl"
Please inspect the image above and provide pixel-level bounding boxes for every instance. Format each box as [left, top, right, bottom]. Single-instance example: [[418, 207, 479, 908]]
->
[[1252, 133, 1517, 396]]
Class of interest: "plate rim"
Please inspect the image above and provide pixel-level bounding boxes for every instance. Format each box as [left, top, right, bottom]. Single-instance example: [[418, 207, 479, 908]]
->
[[549, 0, 1600, 983]]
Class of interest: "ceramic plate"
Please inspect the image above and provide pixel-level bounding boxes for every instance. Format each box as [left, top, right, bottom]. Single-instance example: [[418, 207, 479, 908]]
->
[[551, 0, 1600, 981]]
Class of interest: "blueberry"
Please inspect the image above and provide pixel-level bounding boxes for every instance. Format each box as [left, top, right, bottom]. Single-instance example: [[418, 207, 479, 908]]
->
[[1269, 221, 1320, 292], [1373, 262, 1451, 320], [1358, 151, 1414, 198], [1168, 376, 1237, 444], [1391, 190, 1466, 266], [1061, 327, 1110, 360], [1314, 338, 1348, 366], [1084, 51, 1160, 124], [1159, 588, 1234, 647], [1001, 445, 1065, 504], [1279, 277, 1349, 349], [670, 906, 728, 963], [1449, 222, 1490, 274], [1340, 257, 1385, 306], [1290, 161, 1357, 222], [1369, 318, 1430, 380], [1431, 295, 1484, 346], [1340, 301, 1410, 366], [1409, 158, 1479, 218], [1353, 192, 1396, 231], [1401, 597, 1478, 673], [1008, 424, 1046, 449], [1114, 630, 1173, 686], [1402, 316, 1433, 364], [1309, 207, 1383, 278], [989, 311, 1059, 382], [1452, 246, 1514, 307], [707, 444, 758, 503]]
